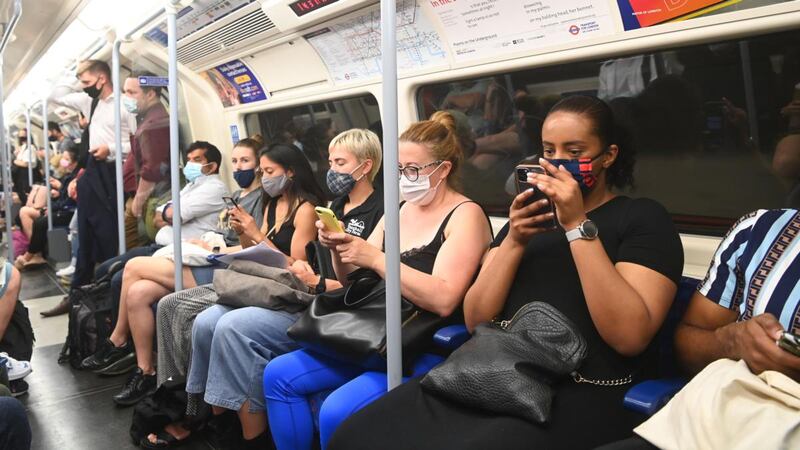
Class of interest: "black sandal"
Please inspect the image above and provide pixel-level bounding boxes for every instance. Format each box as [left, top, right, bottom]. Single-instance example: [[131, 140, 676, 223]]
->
[[139, 429, 190, 449]]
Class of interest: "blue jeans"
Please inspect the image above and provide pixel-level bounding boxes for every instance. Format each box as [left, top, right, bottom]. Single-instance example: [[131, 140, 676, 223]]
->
[[0, 397, 31, 450], [186, 305, 300, 412], [263, 350, 444, 450]]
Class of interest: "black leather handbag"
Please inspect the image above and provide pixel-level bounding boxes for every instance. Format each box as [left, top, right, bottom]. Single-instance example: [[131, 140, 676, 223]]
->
[[420, 302, 589, 423], [287, 268, 447, 372]]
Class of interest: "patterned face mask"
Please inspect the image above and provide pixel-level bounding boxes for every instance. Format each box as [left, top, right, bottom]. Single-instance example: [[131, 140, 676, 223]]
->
[[326, 161, 366, 197], [544, 152, 605, 193]]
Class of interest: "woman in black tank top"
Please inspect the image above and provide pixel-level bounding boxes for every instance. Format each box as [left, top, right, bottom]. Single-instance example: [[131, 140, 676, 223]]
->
[[262, 113, 493, 450]]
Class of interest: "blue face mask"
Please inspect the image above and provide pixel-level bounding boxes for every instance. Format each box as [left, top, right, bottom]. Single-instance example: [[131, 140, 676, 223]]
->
[[122, 95, 139, 114], [233, 168, 256, 188], [183, 162, 208, 183], [544, 152, 605, 193]]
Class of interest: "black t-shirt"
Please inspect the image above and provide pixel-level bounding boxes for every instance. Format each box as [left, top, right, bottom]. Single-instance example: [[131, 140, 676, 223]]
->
[[491, 196, 683, 380], [330, 189, 384, 239]]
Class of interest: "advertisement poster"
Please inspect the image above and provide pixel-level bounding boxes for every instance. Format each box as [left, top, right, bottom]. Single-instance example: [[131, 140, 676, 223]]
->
[[428, 0, 613, 62], [201, 60, 268, 107], [617, 0, 793, 30], [145, 0, 256, 46]]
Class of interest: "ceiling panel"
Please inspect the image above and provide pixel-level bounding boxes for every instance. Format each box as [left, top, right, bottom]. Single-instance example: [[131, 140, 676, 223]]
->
[[0, 0, 88, 95]]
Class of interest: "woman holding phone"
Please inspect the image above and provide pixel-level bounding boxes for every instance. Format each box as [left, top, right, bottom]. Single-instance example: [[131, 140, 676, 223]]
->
[[328, 96, 684, 450], [261, 111, 494, 450]]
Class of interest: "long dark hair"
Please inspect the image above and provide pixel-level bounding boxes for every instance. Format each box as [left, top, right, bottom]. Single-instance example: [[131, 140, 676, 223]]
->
[[547, 95, 635, 189], [260, 143, 326, 209]]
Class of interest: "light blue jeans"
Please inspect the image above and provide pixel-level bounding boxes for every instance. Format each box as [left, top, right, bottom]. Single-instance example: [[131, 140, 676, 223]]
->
[[186, 304, 301, 412]]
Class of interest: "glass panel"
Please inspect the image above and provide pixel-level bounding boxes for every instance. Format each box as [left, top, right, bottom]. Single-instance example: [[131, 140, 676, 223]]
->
[[244, 94, 382, 196], [417, 28, 800, 235]]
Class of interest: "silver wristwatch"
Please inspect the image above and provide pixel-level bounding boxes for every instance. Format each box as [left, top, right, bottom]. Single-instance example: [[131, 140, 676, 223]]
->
[[565, 219, 599, 242]]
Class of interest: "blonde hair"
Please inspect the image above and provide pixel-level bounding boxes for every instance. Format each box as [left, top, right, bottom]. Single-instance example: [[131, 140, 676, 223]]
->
[[76, 59, 110, 79], [235, 134, 265, 157], [328, 128, 383, 182], [400, 111, 463, 189]]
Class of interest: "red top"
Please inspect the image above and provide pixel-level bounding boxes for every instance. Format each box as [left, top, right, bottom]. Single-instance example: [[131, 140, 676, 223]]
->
[[123, 102, 170, 193]]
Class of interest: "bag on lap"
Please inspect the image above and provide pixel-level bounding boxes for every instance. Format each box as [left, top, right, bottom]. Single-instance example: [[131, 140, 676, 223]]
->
[[58, 265, 121, 368], [213, 260, 314, 312], [287, 268, 449, 373]]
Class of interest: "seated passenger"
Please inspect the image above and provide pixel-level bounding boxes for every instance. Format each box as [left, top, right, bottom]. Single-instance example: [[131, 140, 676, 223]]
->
[[183, 143, 325, 448], [14, 147, 79, 270], [78, 141, 227, 388], [327, 95, 684, 450], [617, 208, 800, 449], [262, 112, 493, 450], [0, 259, 33, 398], [144, 129, 384, 448]]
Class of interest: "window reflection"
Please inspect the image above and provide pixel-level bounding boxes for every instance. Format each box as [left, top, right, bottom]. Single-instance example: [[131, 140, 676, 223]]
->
[[245, 96, 383, 197], [417, 29, 800, 235]]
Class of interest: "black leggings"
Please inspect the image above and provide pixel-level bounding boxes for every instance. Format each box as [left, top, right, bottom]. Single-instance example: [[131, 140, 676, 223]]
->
[[28, 211, 73, 254]]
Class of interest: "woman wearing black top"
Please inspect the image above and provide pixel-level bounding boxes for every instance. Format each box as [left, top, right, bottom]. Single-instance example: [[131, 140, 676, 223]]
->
[[329, 96, 684, 450]]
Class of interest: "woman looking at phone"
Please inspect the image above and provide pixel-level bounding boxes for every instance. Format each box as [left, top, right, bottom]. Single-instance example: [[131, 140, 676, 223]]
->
[[261, 111, 493, 450], [328, 95, 685, 450], [174, 133, 385, 450]]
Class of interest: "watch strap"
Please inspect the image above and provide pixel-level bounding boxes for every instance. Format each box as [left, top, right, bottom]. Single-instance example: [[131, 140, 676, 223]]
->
[[565, 227, 583, 242]]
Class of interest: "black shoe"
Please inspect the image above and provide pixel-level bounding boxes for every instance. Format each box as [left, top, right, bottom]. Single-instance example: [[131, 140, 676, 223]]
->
[[113, 368, 156, 406], [9, 379, 28, 397], [242, 430, 275, 450], [80, 339, 135, 375]]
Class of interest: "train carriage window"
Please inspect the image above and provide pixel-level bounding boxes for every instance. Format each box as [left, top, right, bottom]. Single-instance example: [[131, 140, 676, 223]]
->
[[417, 29, 800, 236], [245, 95, 382, 196]]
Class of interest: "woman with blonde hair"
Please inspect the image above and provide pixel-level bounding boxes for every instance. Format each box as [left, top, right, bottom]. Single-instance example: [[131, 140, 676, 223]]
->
[[262, 111, 494, 450]]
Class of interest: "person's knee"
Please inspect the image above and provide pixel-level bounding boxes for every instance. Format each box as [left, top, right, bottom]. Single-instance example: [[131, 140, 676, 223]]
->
[[192, 307, 222, 345], [262, 353, 300, 400], [0, 397, 31, 448], [125, 281, 154, 311]]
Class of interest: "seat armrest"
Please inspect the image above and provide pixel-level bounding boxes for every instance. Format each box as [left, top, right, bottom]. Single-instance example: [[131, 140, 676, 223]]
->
[[433, 325, 470, 350], [623, 378, 686, 416]]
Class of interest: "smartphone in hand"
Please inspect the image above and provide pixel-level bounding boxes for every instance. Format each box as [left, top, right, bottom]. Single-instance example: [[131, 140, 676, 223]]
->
[[222, 196, 239, 209], [515, 164, 556, 228], [778, 331, 800, 357], [315, 206, 345, 233]]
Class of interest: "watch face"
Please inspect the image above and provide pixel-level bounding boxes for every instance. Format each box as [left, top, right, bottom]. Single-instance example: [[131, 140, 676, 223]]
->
[[581, 220, 599, 238]]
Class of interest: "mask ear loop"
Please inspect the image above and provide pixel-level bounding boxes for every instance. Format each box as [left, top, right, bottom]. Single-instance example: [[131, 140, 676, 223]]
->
[[350, 160, 367, 182]]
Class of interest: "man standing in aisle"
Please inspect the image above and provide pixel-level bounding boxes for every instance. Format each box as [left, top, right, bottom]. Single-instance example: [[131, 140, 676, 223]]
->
[[122, 72, 170, 249], [49, 59, 137, 289]]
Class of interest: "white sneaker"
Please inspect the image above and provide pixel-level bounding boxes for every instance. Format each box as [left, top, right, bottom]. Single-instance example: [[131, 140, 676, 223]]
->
[[0, 353, 32, 381], [56, 265, 75, 278]]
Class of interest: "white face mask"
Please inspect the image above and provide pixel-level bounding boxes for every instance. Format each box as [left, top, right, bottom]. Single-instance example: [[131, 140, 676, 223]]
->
[[399, 162, 444, 206]]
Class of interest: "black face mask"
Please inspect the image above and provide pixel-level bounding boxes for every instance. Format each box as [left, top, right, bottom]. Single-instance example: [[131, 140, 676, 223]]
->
[[18, 137, 26, 145], [83, 79, 102, 98], [48, 135, 58, 142]]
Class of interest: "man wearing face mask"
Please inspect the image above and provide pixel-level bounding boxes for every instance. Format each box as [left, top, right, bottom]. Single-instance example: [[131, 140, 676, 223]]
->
[[121, 72, 171, 249], [48, 59, 138, 288]]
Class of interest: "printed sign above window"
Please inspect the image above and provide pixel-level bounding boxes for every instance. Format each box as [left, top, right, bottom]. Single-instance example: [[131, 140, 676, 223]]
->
[[201, 59, 268, 107]]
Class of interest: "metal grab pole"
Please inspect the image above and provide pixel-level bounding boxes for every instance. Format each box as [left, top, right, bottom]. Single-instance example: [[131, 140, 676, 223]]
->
[[25, 109, 33, 186], [166, 0, 183, 291], [0, 0, 22, 261], [112, 41, 126, 255], [380, 0, 402, 390], [42, 99, 52, 231], [112, 7, 164, 256]]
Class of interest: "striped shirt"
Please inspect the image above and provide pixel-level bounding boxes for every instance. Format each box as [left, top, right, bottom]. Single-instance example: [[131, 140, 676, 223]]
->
[[699, 209, 800, 333]]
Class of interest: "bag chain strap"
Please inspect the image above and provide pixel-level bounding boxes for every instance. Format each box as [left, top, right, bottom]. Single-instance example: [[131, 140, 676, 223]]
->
[[571, 371, 633, 387]]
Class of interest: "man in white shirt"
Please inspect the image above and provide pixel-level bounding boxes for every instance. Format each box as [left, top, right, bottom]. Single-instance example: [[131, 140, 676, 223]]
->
[[48, 60, 137, 287]]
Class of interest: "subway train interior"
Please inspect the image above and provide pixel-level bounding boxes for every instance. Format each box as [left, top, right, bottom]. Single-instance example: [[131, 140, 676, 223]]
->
[[0, 0, 799, 449]]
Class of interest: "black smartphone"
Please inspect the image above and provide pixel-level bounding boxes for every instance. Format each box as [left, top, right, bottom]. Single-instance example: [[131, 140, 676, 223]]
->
[[222, 196, 239, 209], [515, 164, 556, 228]]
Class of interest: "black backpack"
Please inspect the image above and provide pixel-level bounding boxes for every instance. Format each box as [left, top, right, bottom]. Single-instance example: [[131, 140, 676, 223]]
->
[[58, 265, 120, 369], [0, 300, 35, 361]]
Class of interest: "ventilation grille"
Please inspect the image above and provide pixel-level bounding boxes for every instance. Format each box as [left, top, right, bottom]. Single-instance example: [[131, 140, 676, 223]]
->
[[177, 9, 276, 65]]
